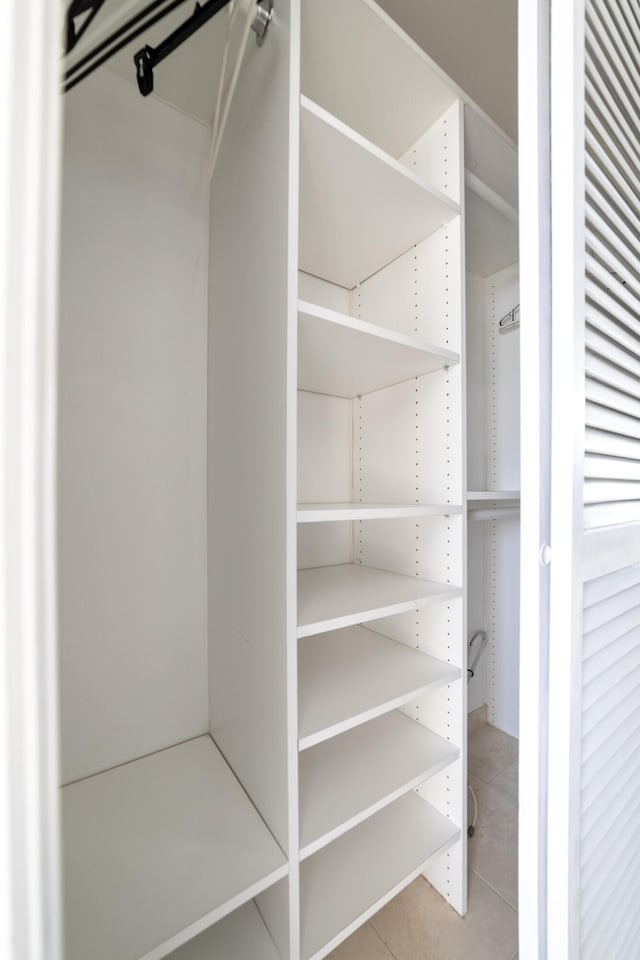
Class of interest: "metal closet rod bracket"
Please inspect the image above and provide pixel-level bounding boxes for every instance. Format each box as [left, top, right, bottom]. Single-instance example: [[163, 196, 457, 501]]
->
[[134, 0, 273, 97]]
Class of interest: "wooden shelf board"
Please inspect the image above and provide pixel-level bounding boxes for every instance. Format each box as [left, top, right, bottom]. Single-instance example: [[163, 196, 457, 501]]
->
[[167, 900, 281, 960], [62, 736, 287, 960], [299, 711, 459, 857], [298, 300, 459, 397], [299, 97, 459, 289], [297, 563, 462, 639], [297, 501, 462, 523], [298, 625, 460, 750], [300, 791, 460, 960]]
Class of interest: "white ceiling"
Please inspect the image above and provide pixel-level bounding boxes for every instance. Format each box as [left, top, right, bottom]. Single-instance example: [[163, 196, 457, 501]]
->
[[376, 0, 518, 141]]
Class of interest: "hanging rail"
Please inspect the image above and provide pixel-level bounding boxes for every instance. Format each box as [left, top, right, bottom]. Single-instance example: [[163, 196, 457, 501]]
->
[[62, 0, 272, 95]]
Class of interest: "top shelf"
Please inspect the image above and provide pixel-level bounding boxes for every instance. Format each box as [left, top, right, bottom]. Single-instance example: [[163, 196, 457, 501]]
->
[[301, 0, 459, 158], [299, 97, 459, 289]]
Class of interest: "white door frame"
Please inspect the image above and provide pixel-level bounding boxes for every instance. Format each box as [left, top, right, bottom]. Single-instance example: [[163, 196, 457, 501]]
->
[[517, 0, 552, 957], [0, 2, 63, 958]]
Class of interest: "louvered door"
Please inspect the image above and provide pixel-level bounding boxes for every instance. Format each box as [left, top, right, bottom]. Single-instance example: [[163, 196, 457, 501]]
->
[[547, 0, 640, 957]]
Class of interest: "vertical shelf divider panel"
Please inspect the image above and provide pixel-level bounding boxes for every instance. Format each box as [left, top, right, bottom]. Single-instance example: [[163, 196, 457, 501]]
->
[[350, 98, 468, 916], [207, 1, 300, 957]]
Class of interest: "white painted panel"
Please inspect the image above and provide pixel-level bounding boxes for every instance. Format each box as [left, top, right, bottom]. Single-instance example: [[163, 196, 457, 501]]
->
[[58, 69, 209, 781], [297, 391, 351, 503], [1, 0, 62, 955], [298, 272, 350, 313], [464, 104, 519, 209], [487, 517, 520, 737], [370, 598, 464, 668], [300, 792, 459, 960], [255, 879, 292, 960], [297, 523, 352, 571], [418, 757, 464, 827], [165, 900, 281, 960], [465, 187, 519, 278], [62, 737, 287, 960], [486, 264, 520, 492], [301, 0, 458, 158], [299, 98, 459, 289], [208, 0, 297, 853], [409, 683, 464, 753], [467, 521, 487, 713], [355, 368, 463, 505], [357, 515, 462, 587], [465, 271, 487, 490], [401, 101, 462, 204], [352, 220, 463, 351]]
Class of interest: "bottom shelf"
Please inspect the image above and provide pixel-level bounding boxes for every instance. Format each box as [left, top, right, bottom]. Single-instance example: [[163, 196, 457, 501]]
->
[[166, 900, 281, 960], [300, 791, 460, 960], [62, 736, 288, 960]]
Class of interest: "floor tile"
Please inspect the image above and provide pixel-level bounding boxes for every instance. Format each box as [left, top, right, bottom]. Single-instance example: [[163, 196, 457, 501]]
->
[[467, 705, 488, 737], [326, 921, 396, 960], [468, 723, 518, 783], [370, 873, 517, 960], [468, 781, 518, 908], [490, 760, 518, 802]]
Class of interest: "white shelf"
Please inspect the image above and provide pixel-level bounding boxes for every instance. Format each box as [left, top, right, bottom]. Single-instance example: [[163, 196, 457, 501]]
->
[[299, 711, 459, 857], [298, 625, 460, 750], [299, 97, 459, 289], [62, 737, 288, 960], [167, 900, 281, 960], [300, 791, 460, 960], [467, 490, 520, 503], [301, 0, 459, 158], [297, 563, 461, 639], [297, 501, 462, 523], [298, 300, 459, 398]]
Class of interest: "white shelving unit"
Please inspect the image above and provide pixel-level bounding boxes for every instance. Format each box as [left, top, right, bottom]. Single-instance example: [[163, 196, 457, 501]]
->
[[57, 0, 487, 957], [295, 0, 467, 938]]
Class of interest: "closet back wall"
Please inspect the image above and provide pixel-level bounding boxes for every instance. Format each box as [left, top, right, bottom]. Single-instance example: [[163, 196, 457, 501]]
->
[[58, 70, 210, 783]]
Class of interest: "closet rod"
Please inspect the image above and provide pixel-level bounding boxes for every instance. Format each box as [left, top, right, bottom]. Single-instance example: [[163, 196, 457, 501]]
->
[[65, 0, 107, 54], [134, 0, 234, 96], [63, 0, 191, 92]]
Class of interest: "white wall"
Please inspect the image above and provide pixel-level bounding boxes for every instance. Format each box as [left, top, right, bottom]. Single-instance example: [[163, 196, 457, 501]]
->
[[58, 69, 210, 783]]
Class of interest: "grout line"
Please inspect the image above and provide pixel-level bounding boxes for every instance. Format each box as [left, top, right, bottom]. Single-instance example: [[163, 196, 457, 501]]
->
[[369, 914, 398, 960], [470, 868, 518, 913]]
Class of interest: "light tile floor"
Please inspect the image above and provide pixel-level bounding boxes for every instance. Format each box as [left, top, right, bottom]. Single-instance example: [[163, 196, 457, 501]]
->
[[327, 717, 519, 960]]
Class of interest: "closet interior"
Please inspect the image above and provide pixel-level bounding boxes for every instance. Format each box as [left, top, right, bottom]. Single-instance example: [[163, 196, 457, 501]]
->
[[58, 1, 520, 958]]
